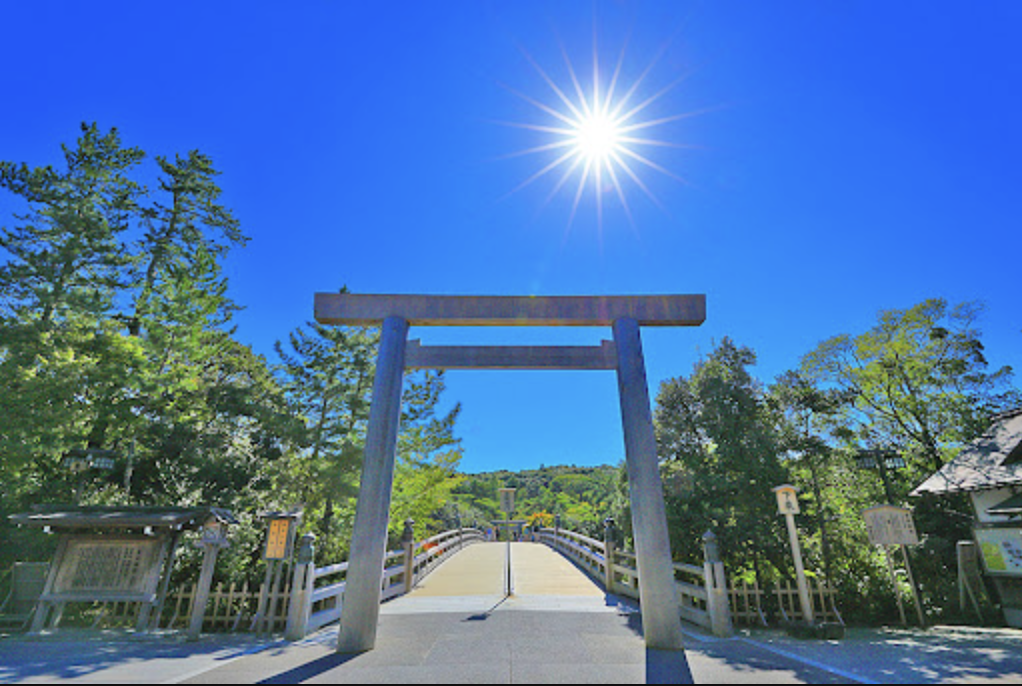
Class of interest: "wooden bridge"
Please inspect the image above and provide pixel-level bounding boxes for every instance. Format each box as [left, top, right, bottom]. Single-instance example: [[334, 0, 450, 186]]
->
[[283, 526, 733, 644]]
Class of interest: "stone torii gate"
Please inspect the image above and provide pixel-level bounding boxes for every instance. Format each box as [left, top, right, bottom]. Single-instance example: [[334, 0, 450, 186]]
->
[[314, 293, 705, 654]]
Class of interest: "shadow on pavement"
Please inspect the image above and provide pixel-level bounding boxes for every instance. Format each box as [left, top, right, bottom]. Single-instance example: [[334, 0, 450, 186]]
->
[[257, 652, 360, 684], [647, 648, 695, 684], [0, 630, 269, 684], [735, 626, 1022, 684]]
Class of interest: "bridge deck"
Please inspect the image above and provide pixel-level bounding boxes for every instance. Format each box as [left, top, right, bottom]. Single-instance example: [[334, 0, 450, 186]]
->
[[176, 541, 857, 684], [384, 541, 615, 616]]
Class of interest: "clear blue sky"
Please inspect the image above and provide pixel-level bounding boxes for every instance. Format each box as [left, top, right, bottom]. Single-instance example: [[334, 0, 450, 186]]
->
[[2, 2, 1020, 474]]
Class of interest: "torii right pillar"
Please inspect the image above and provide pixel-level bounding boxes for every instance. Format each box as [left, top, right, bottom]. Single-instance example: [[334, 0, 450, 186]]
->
[[613, 317, 689, 659]]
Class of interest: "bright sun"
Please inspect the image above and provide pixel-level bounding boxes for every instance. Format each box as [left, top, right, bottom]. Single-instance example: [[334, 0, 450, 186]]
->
[[499, 35, 700, 232], [574, 111, 622, 163]]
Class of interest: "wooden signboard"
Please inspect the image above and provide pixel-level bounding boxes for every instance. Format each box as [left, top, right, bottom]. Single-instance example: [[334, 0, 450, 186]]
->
[[51, 537, 164, 601], [264, 518, 293, 560], [863, 505, 919, 546], [774, 484, 800, 515]]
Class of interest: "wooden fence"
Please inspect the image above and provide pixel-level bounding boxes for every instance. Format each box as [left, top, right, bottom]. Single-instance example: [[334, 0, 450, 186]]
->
[[84, 580, 292, 633], [728, 578, 843, 626], [61, 527, 485, 637]]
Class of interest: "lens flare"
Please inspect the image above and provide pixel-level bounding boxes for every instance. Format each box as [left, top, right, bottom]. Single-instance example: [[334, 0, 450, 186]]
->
[[498, 32, 703, 234]]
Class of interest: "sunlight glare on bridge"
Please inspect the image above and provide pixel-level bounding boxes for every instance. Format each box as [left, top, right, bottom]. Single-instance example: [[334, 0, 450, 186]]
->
[[386, 542, 613, 616]]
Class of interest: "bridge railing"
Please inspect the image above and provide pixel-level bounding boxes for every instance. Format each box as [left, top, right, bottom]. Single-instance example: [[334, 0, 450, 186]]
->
[[409, 528, 484, 586], [536, 526, 733, 637], [284, 526, 485, 640]]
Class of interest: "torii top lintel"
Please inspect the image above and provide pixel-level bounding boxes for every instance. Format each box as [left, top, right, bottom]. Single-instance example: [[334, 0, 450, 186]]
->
[[314, 293, 706, 327]]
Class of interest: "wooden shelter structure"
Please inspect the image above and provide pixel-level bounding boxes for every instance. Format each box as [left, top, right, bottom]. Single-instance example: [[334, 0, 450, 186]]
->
[[912, 408, 1022, 627], [8, 505, 235, 632]]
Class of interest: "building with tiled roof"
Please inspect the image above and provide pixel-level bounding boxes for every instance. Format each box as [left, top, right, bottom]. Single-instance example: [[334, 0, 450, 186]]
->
[[912, 408, 1022, 627]]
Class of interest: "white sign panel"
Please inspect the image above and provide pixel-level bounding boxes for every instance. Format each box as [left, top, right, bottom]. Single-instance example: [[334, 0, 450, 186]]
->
[[863, 505, 919, 546], [774, 485, 800, 515]]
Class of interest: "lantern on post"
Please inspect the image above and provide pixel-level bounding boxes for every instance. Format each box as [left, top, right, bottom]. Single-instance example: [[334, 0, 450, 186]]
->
[[188, 510, 235, 640]]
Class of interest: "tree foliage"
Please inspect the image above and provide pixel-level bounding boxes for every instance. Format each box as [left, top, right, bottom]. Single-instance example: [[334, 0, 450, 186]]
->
[[801, 299, 1017, 478], [655, 338, 790, 578], [0, 125, 464, 585], [451, 464, 624, 539]]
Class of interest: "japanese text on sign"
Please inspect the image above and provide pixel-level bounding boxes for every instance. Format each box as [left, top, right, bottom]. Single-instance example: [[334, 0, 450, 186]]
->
[[863, 505, 919, 546], [264, 519, 292, 560], [774, 485, 800, 515]]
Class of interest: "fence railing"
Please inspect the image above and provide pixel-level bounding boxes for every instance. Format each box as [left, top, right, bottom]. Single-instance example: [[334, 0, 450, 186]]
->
[[285, 527, 486, 640], [536, 526, 733, 637], [536, 526, 844, 635], [725, 578, 843, 627], [68, 580, 292, 633]]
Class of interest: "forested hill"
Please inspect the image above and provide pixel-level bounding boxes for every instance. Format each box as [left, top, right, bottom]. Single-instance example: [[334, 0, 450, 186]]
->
[[448, 464, 625, 537]]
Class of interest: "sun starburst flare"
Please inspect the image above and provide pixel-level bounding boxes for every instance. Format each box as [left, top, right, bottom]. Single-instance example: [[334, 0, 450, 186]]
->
[[498, 34, 704, 235]]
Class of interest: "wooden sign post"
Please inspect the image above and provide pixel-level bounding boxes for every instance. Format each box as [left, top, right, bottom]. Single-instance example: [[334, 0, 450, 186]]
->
[[863, 504, 924, 626], [254, 510, 302, 634], [774, 484, 814, 624]]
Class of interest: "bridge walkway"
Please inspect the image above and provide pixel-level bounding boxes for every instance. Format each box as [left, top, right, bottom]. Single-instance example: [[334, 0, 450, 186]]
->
[[387, 541, 611, 615], [179, 541, 851, 683]]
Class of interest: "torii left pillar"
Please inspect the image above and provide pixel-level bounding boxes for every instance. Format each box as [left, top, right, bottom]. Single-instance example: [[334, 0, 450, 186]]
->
[[336, 315, 408, 652]]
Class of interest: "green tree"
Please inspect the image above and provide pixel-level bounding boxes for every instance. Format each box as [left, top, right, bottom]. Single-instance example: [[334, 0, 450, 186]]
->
[[130, 150, 247, 333], [769, 371, 864, 589], [655, 338, 789, 580], [0, 124, 146, 480], [391, 371, 464, 538], [272, 316, 378, 553], [800, 298, 1020, 623], [272, 312, 464, 559], [0, 123, 144, 327], [0, 124, 291, 583], [801, 299, 1016, 480]]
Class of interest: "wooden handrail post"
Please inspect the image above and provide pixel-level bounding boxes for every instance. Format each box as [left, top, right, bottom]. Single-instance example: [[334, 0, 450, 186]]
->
[[285, 533, 316, 641], [402, 519, 416, 594], [603, 518, 617, 594], [702, 530, 733, 637], [188, 540, 224, 640]]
